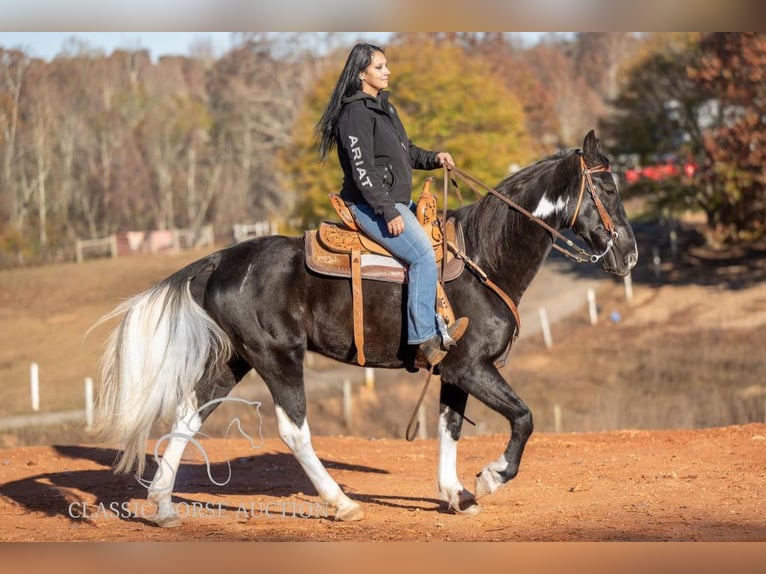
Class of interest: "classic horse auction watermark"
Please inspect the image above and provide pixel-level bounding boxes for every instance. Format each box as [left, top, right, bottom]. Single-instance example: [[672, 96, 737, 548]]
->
[[67, 499, 331, 520], [67, 397, 332, 520]]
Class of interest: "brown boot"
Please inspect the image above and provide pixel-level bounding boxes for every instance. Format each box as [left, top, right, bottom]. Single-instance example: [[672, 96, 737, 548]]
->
[[418, 335, 448, 367], [417, 317, 469, 368]]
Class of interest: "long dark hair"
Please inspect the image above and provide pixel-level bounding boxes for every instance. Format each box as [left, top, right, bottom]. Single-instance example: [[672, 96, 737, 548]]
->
[[315, 42, 384, 162]]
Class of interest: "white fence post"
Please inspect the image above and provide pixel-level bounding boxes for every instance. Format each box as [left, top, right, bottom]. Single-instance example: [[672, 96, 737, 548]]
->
[[669, 229, 678, 258], [204, 224, 214, 247], [624, 273, 634, 303], [342, 379, 353, 429], [417, 404, 427, 439], [587, 288, 598, 326], [84, 377, 95, 431], [653, 246, 662, 281], [365, 367, 375, 390], [553, 404, 562, 433], [539, 307, 553, 349], [75, 234, 118, 263], [30, 363, 40, 412]]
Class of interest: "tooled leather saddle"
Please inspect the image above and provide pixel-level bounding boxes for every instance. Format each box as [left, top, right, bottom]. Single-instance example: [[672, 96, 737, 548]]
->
[[304, 180, 466, 365]]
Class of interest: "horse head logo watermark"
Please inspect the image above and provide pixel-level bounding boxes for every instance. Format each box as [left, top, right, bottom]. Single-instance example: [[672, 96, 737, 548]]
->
[[137, 397, 265, 492]]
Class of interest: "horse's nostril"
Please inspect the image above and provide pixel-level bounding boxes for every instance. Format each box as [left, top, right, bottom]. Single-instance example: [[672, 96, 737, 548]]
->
[[626, 252, 638, 267]]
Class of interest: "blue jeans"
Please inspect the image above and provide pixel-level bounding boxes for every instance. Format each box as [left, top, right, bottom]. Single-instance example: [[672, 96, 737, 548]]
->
[[349, 201, 438, 345]]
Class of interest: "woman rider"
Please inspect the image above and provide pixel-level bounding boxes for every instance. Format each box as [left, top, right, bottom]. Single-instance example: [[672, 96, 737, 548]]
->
[[315, 42, 468, 367]]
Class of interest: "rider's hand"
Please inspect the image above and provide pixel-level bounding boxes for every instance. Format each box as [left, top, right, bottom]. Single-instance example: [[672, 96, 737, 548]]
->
[[387, 215, 405, 236], [436, 152, 455, 170]]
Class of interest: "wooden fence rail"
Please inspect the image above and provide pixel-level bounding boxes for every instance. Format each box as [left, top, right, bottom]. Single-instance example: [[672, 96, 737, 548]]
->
[[75, 225, 214, 263], [75, 235, 117, 263]]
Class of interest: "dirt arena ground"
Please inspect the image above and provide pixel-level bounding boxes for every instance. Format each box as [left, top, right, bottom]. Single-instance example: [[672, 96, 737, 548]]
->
[[1, 424, 764, 541]]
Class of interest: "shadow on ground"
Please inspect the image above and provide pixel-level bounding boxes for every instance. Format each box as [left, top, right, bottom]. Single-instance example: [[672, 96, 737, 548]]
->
[[0, 444, 393, 524]]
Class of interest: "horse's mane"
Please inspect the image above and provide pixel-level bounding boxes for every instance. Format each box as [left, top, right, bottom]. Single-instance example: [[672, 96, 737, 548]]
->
[[462, 149, 575, 275]]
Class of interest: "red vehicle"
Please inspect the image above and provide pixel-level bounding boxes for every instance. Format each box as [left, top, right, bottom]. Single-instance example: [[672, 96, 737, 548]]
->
[[622, 155, 698, 184]]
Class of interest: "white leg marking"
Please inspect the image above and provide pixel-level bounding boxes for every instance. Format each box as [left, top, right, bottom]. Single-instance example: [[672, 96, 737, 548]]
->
[[437, 412, 461, 499], [475, 454, 510, 499], [275, 406, 363, 521], [437, 412, 480, 514], [147, 394, 202, 527]]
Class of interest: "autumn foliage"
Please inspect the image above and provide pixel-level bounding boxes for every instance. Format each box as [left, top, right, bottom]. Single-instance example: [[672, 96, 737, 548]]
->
[[688, 33, 766, 241], [281, 36, 532, 226], [1, 32, 764, 266]]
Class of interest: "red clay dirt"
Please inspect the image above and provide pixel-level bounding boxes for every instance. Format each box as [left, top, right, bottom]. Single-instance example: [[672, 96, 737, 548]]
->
[[1, 424, 764, 541]]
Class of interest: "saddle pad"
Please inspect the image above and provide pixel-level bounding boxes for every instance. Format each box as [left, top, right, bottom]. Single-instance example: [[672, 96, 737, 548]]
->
[[305, 220, 465, 284]]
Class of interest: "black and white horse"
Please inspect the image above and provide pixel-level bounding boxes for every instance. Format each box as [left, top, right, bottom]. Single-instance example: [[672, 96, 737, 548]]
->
[[94, 130, 637, 525]]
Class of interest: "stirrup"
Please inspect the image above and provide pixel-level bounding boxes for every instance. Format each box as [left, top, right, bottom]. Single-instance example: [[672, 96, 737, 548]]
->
[[438, 316, 469, 350], [437, 315, 457, 349]]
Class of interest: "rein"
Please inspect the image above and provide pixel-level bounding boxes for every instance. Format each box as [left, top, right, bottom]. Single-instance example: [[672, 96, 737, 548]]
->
[[449, 156, 617, 264]]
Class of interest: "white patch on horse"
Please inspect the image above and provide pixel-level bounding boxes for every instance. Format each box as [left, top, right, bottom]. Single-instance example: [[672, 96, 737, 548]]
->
[[475, 454, 510, 498], [274, 406, 361, 519], [148, 393, 202, 526], [437, 411, 462, 500], [532, 195, 568, 219], [437, 412, 480, 514], [240, 262, 256, 294], [150, 395, 201, 492]]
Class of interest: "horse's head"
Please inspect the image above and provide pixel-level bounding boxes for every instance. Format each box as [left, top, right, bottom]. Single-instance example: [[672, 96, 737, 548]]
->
[[569, 130, 638, 276]]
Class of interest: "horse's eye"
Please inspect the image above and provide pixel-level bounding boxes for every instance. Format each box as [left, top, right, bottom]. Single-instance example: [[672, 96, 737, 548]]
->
[[603, 174, 618, 196]]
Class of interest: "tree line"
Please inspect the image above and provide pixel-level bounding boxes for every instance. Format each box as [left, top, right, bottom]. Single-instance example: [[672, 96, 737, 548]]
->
[[1, 32, 763, 266]]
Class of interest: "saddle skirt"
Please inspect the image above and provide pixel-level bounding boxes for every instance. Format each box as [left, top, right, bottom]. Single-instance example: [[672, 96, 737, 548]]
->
[[304, 217, 465, 283]]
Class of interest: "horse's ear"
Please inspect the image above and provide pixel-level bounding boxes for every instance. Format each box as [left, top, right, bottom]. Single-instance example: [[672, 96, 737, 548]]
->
[[582, 129, 602, 159]]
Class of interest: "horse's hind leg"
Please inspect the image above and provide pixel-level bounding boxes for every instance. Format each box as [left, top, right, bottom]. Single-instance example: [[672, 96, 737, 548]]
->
[[147, 358, 251, 527], [255, 351, 363, 521], [437, 382, 481, 515], [146, 394, 202, 527], [274, 404, 363, 521]]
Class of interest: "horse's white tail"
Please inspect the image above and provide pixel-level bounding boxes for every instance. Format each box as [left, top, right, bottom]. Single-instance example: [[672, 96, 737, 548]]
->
[[93, 255, 231, 477]]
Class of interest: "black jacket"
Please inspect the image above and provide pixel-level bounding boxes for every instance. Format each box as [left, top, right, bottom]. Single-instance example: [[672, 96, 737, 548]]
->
[[337, 90, 441, 223]]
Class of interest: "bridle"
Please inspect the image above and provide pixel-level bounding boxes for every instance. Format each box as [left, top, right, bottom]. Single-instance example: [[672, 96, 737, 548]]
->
[[448, 152, 618, 264], [569, 152, 618, 260]]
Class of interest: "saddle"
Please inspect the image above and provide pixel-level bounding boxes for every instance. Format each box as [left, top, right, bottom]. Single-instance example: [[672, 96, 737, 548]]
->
[[305, 180, 465, 366]]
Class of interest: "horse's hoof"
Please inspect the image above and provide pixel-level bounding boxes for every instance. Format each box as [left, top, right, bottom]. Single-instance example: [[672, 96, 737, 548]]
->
[[334, 502, 364, 522], [441, 487, 482, 514], [448, 490, 481, 515], [153, 514, 182, 528], [475, 469, 497, 500]]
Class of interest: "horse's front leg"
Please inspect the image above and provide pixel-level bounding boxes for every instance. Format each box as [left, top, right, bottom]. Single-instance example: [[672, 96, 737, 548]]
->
[[437, 382, 481, 514], [461, 361, 533, 499]]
